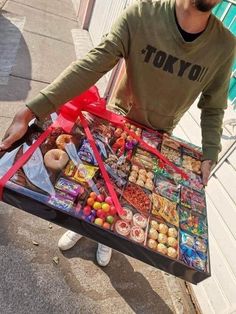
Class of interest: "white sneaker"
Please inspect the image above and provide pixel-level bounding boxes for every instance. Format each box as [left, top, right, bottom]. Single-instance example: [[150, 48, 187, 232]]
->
[[96, 243, 112, 267], [58, 230, 83, 251]]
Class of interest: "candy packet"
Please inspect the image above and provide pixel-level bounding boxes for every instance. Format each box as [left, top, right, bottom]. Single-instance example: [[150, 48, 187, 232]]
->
[[48, 194, 74, 212], [78, 138, 107, 165], [161, 144, 182, 166], [141, 130, 162, 149], [179, 206, 208, 238], [181, 170, 204, 193], [151, 193, 179, 227], [154, 175, 180, 202], [179, 231, 207, 271], [181, 186, 206, 215], [55, 177, 85, 197], [182, 155, 201, 175]]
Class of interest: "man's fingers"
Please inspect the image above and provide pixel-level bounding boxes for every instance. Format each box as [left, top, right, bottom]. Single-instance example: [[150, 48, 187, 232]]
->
[[201, 160, 213, 187], [0, 133, 17, 151], [202, 170, 209, 186]]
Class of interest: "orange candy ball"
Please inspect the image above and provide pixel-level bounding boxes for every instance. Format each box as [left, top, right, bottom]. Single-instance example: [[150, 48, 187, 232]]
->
[[87, 197, 95, 206]]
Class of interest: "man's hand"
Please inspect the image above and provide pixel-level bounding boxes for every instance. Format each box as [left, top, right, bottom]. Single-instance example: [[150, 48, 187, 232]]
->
[[201, 160, 214, 186], [0, 107, 35, 151]]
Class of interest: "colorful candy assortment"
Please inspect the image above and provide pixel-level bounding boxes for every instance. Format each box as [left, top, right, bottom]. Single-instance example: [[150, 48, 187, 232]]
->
[[11, 113, 209, 273], [132, 148, 157, 171]]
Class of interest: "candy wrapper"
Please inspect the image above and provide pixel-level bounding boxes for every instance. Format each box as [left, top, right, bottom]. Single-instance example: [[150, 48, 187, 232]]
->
[[154, 175, 180, 202], [182, 155, 201, 174], [181, 186, 206, 215], [64, 162, 98, 185], [161, 144, 182, 166], [78, 138, 107, 165], [131, 148, 157, 171], [55, 177, 85, 197], [179, 206, 208, 238], [142, 130, 162, 149], [181, 170, 204, 193], [151, 193, 179, 227], [180, 231, 207, 272], [48, 194, 75, 212]]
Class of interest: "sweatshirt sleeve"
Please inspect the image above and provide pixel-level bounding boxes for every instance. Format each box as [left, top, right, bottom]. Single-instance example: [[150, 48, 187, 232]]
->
[[26, 3, 140, 118], [197, 49, 235, 163]]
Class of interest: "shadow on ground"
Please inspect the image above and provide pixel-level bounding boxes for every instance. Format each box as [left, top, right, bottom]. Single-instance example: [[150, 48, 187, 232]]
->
[[0, 11, 31, 102], [63, 236, 174, 314]]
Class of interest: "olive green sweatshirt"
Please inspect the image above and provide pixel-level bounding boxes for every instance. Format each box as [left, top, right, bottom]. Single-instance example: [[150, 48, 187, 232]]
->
[[27, 0, 236, 162]]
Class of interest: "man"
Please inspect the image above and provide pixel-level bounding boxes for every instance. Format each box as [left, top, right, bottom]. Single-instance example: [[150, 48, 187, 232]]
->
[[0, 0, 235, 266]]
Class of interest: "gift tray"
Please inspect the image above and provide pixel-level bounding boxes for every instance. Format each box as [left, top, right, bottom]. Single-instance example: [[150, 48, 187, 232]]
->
[[0, 88, 210, 284]]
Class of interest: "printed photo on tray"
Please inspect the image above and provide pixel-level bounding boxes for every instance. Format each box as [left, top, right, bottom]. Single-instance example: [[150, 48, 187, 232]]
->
[[180, 186, 206, 215], [151, 193, 179, 227], [179, 205, 208, 239], [146, 216, 179, 259], [154, 174, 180, 202], [114, 201, 148, 245], [179, 231, 208, 272]]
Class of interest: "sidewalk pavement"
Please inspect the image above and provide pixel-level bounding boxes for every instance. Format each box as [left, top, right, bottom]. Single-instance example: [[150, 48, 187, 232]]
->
[[0, 1, 196, 313]]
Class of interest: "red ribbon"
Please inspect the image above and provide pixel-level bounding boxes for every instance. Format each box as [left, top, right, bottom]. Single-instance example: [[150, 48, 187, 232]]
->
[[0, 86, 189, 204], [79, 112, 124, 215]]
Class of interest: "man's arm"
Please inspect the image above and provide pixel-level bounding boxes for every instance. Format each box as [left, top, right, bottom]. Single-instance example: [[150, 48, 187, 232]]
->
[[0, 3, 140, 150], [27, 3, 140, 118], [198, 48, 235, 185]]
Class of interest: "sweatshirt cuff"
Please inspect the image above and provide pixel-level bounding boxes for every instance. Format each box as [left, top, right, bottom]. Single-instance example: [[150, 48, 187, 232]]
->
[[26, 93, 55, 119], [202, 147, 219, 163]]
